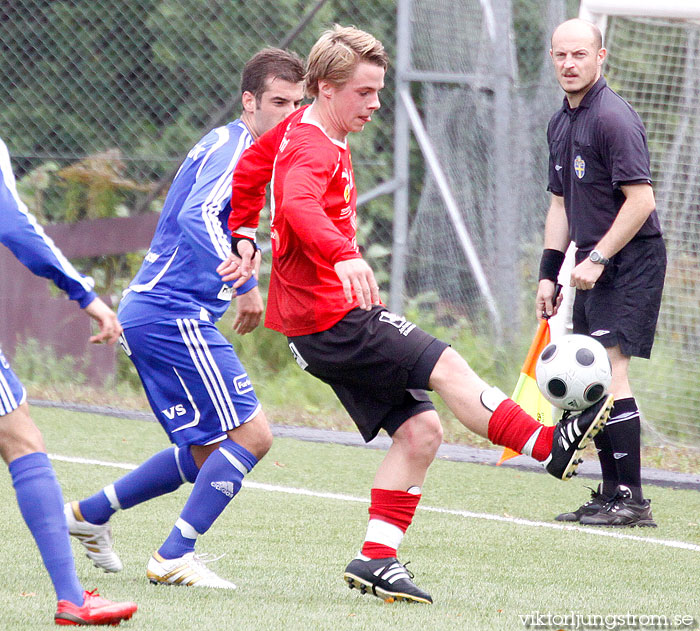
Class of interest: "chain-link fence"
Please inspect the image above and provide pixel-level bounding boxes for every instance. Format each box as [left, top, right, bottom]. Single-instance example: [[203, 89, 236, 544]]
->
[[2, 1, 699, 447], [400, 0, 700, 447], [2, 1, 396, 239], [603, 15, 700, 446], [404, 0, 567, 339]]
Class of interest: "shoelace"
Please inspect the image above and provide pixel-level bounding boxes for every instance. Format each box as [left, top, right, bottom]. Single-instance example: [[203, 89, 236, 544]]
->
[[370, 559, 415, 596], [600, 491, 629, 513], [376, 559, 414, 581], [193, 552, 226, 564], [401, 560, 415, 581], [82, 589, 107, 605], [186, 552, 227, 578], [581, 486, 601, 507]]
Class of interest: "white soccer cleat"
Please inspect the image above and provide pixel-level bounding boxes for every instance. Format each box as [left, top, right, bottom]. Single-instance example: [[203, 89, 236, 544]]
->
[[64, 501, 123, 573], [147, 551, 237, 589]]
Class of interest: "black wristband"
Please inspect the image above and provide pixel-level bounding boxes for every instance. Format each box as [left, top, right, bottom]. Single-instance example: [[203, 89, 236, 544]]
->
[[538, 248, 565, 282], [231, 236, 258, 258]]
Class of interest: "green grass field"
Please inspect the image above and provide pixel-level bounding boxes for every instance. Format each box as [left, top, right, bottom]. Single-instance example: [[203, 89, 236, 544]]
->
[[1, 408, 699, 630]]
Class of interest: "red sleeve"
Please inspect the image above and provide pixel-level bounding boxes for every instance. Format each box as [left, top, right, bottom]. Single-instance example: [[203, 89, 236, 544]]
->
[[228, 119, 287, 238], [277, 139, 359, 264]]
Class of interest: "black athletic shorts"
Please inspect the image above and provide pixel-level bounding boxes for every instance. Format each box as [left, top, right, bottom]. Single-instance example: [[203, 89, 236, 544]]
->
[[287, 306, 449, 442], [573, 236, 666, 359]]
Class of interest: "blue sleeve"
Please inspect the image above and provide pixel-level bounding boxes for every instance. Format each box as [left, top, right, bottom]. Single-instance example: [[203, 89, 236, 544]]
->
[[176, 126, 258, 294], [0, 142, 97, 308]]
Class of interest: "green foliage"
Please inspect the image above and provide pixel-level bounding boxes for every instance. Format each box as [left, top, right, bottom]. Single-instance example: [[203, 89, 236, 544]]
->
[[630, 343, 700, 445], [3, 0, 400, 296], [11, 338, 86, 387], [513, 0, 550, 85]]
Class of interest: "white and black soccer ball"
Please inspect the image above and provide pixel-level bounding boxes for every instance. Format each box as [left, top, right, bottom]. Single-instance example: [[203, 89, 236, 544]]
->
[[535, 334, 612, 411]]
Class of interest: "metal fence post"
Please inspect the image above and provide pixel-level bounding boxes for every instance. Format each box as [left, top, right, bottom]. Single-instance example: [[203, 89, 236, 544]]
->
[[390, 0, 412, 314], [492, 0, 517, 338]]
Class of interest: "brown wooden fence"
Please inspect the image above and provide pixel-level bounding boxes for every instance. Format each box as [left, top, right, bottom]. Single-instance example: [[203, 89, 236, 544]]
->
[[0, 213, 159, 385]]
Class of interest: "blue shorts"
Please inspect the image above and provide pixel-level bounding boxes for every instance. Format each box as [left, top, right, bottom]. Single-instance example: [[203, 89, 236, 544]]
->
[[0, 347, 27, 416], [121, 318, 261, 447]]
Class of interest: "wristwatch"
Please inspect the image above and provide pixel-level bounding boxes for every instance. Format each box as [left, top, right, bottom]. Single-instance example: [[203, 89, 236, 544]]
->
[[589, 249, 610, 266]]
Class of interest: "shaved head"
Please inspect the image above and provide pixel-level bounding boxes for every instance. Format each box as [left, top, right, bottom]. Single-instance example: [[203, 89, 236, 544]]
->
[[549, 18, 606, 107], [552, 19, 603, 51]]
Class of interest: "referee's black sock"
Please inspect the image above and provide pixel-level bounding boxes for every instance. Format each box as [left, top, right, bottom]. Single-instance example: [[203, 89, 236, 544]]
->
[[605, 397, 643, 502], [593, 428, 619, 497]]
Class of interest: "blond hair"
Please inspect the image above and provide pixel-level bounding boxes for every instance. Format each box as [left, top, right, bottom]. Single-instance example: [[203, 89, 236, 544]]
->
[[304, 25, 388, 98]]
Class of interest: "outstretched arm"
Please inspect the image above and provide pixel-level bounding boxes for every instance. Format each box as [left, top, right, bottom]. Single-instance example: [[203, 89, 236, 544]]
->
[[0, 142, 97, 308], [84, 297, 122, 344], [228, 119, 288, 242], [0, 139, 121, 342]]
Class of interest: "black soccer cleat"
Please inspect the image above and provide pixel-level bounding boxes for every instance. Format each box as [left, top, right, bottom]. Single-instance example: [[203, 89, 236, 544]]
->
[[555, 484, 611, 522], [543, 394, 614, 480], [343, 557, 433, 604], [580, 485, 657, 528]]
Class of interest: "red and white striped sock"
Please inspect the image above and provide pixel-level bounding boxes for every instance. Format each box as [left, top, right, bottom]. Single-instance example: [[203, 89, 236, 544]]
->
[[487, 398, 554, 462], [360, 488, 420, 559]]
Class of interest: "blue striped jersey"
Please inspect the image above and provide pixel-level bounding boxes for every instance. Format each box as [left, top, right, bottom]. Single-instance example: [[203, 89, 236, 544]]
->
[[118, 120, 257, 327], [0, 137, 96, 308]]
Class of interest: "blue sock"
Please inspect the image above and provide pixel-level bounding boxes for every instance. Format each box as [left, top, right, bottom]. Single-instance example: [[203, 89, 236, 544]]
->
[[158, 440, 257, 559], [80, 446, 198, 525], [10, 452, 84, 605]]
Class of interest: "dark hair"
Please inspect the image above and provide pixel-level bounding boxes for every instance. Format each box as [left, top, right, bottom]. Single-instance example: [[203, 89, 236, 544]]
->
[[240, 48, 305, 102]]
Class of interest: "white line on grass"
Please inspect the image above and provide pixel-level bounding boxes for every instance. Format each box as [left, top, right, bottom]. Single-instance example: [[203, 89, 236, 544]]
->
[[49, 453, 700, 554]]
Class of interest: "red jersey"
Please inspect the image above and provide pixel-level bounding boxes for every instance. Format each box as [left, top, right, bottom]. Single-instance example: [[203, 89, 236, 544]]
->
[[229, 105, 362, 336]]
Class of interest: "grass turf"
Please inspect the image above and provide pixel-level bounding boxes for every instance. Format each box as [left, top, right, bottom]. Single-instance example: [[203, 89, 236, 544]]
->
[[0, 407, 698, 630]]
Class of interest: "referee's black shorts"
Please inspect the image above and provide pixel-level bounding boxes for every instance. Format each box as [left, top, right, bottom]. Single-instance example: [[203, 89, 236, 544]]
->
[[287, 306, 449, 442], [573, 236, 666, 359]]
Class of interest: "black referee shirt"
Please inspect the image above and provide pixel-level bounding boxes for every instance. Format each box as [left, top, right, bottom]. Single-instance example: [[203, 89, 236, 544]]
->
[[547, 76, 662, 252]]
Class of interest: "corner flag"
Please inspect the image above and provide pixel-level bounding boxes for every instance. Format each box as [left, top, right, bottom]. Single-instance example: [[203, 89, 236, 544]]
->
[[496, 318, 555, 466]]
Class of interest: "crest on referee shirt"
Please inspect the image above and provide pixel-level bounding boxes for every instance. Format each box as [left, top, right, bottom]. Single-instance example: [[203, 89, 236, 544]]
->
[[574, 155, 585, 179]]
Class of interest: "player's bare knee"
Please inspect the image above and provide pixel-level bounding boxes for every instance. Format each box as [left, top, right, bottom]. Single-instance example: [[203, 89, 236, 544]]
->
[[252, 410, 274, 456], [395, 411, 442, 462], [254, 425, 273, 459], [0, 407, 46, 464], [231, 410, 273, 460]]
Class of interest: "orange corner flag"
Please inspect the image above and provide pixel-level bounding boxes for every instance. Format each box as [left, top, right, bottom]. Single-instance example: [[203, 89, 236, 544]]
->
[[496, 318, 554, 465]]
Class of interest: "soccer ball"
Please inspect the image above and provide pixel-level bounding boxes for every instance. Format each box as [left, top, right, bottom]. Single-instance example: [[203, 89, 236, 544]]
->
[[535, 334, 612, 411]]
